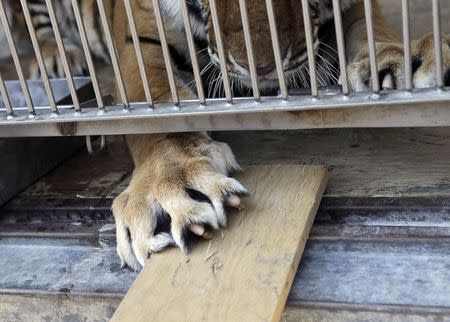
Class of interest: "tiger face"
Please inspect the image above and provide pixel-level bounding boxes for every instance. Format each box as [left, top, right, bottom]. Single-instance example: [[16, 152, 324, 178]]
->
[[161, 0, 356, 93]]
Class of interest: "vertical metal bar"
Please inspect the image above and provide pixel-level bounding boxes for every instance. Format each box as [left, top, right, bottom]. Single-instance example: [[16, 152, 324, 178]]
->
[[20, 0, 58, 113], [123, 0, 153, 107], [432, 0, 444, 89], [0, 72, 13, 116], [152, 0, 179, 105], [209, 0, 233, 103], [401, 0, 412, 91], [44, 0, 81, 111], [332, 0, 350, 95], [363, 0, 380, 93], [180, 0, 206, 104], [301, 0, 318, 97], [238, 0, 260, 101], [96, 0, 129, 107], [71, 0, 104, 109], [265, 0, 288, 100], [0, 0, 35, 114]]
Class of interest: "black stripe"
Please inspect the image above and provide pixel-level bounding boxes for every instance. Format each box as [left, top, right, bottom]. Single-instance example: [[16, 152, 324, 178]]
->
[[169, 45, 193, 73], [29, 9, 49, 16], [125, 35, 161, 46], [125, 35, 193, 73], [35, 22, 52, 31], [187, 1, 205, 23]]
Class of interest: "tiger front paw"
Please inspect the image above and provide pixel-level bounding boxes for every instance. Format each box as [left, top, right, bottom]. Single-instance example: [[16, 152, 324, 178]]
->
[[348, 32, 450, 91], [112, 134, 248, 270]]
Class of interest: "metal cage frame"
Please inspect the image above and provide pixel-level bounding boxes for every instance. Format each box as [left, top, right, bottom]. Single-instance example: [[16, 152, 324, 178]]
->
[[0, 0, 449, 137]]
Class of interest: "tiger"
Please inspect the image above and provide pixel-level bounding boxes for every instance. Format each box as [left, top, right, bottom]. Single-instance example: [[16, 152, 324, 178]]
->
[[112, 0, 450, 271], [11, 0, 450, 270]]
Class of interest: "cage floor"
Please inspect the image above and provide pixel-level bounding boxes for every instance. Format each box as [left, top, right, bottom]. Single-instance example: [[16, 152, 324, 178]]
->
[[1, 128, 450, 321]]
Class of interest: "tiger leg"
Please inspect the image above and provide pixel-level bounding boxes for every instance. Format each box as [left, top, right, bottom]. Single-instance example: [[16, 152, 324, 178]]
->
[[5, 0, 85, 79], [112, 0, 247, 270], [29, 39, 87, 79], [344, 0, 450, 91]]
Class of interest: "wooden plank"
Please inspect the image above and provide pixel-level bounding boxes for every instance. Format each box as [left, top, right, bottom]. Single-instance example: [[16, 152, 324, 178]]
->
[[111, 165, 328, 322]]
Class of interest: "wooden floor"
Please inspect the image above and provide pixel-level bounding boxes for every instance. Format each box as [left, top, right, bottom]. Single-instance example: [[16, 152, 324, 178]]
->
[[0, 128, 450, 321], [215, 128, 450, 197], [15, 127, 450, 199]]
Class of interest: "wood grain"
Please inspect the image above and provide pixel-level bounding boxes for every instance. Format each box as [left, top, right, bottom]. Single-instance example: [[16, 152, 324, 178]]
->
[[111, 165, 328, 322], [215, 128, 450, 198]]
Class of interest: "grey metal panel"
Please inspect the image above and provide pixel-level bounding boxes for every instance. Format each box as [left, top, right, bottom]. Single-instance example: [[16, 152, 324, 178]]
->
[[0, 293, 121, 322], [289, 239, 450, 306], [283, 305, 450, 322], [1, 87, 449, 123], [0, 237, 136, 294], [0, 229, 449, 319], [0, 137, 83, 205], [1, 88, 450, 137]]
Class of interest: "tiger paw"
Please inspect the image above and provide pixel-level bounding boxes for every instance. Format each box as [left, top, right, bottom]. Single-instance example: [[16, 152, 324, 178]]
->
[[348, 32, 450, 91], [112, 134, 249, 270]]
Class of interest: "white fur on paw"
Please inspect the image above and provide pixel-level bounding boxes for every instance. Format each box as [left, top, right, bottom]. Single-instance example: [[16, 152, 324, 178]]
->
[[347, 62, 368, 92], [413, 71, 437, 88], [150, 233, 176, 253]]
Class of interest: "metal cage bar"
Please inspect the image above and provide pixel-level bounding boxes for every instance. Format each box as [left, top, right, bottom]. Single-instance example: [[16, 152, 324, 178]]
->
[[401, 0, 413, 91], [238, 0, 261, 101], [0, 0, 35, 115], [123, 0, 154, 107], [44, 0, 81, 112], [96, 0, 129, 108], [20, 0, 58, 113], [209, 0, 233, 103], [71, 0, 105, 110], [152, 0, 180, 106], [180, 0, 206, 105], [432, 0, 444, 89], [2, 87, 450, 137], [265, 0, 288, 100], [0, 72, 13, 116], [332, 0, 350, 95], [301, 0, 319, 97], [363, 0, 380, 93]]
